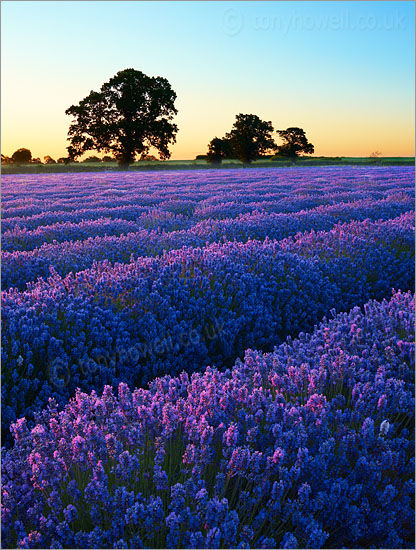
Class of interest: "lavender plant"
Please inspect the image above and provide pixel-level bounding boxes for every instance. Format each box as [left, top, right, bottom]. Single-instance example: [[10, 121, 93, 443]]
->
[[2, 291, 414, 548]]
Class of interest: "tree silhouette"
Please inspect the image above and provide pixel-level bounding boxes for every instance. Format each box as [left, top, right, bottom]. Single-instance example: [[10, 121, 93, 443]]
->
[[11, 148, 32, 163], [66, 68, 178, 167], [1, 154, 13, 165], [83, 156, 102, 163], [206, 137, 233, 164], [225, 114, 276, 164], [276, 127, 314, 158]]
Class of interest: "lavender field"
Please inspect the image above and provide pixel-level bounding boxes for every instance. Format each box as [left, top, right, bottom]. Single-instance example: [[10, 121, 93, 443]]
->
[[1, 166, 415, 549]]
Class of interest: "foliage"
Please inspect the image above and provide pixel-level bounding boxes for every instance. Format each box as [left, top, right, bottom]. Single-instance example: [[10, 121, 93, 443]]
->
[[1, 167, 414, 548], [206, 137, 233, 164], [11, 148, 32, 163], [44, 156, 56, 164], [139, 154, 157, 161], [1, 154, 13, 164], [83, 156, 102, 163], [2, 290, 414, 548], [65, 68, 178, 167], [225, 114, 276, 163], [276, 128, 314, 158]]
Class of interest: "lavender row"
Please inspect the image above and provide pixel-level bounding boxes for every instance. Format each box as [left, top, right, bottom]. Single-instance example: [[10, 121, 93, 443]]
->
[[2, 211, 192, 252], [2, 290, 414, 549], [2, 190, 412, 235], [2, 166, 414, 229], [3, 166, 413, 212], [2, 197, 413, 290], [2, 215, 414, 443]]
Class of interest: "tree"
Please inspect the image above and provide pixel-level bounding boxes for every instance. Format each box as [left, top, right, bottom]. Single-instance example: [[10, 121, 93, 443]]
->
[[31, 157, 42, 164], [139, 153, 157, 161], [65, 68, 178, 167], [11, 148, 32, 163], [225, 114, 276, 164], [276, 127, 314, 158], [83, 156, 102, 163], [1, 154, 13, 165], [44, 156, 56, 164], [102, 155, 116, 162], [206, 137, 233, 164]]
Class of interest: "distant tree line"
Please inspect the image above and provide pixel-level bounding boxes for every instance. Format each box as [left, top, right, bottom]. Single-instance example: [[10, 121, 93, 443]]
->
[[1, 150, 122, 165], [63, 68, 314, 167], [204, 117, 314, 164], [3, 68, 318, 168]]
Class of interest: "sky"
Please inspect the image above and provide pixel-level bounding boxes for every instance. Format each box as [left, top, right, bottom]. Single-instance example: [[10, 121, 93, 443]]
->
[[1, 1, 415, 160]]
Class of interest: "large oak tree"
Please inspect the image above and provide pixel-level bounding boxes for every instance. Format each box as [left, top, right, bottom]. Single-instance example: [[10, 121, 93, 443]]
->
[[65, 69, 178, 167]]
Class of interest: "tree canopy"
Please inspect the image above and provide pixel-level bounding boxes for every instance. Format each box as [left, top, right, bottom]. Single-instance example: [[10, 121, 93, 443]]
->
[[65, 68, 178, 167], [206, 137, 233, 164], [44, 156, 56, 164], [225, 114, 276, 163], [11, 148, 32, 163], [276, 127, 314, 158]]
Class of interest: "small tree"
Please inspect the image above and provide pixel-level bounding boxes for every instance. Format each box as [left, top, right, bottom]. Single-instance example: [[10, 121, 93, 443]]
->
[[139, 154, 157, 161], [31, 157, 42, 164], [225, 114, 276, 164], [1, 154, 13, 164], [83, 156, 102, 163], [102, 155, 116, 162], [276, 128, 314, 158], [11, 148, 32, 163], [206, 137, 233, 164], [44, 156, 56, 164], [66, 68, 178, 168]]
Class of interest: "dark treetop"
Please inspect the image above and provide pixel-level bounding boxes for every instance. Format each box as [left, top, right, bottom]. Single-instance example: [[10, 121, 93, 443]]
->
[[65, 68, 178, 166]]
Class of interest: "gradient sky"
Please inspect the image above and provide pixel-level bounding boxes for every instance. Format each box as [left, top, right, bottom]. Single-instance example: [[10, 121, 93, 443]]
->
[[2, 1, 415, 160]]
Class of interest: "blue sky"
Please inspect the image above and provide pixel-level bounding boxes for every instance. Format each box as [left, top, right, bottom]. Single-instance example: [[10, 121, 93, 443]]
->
[[2, 1, 415, 159]]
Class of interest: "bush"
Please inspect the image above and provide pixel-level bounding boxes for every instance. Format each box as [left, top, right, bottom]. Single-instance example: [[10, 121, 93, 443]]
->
[[11, 148, 32, 163], [83, 156, 102, 163]]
